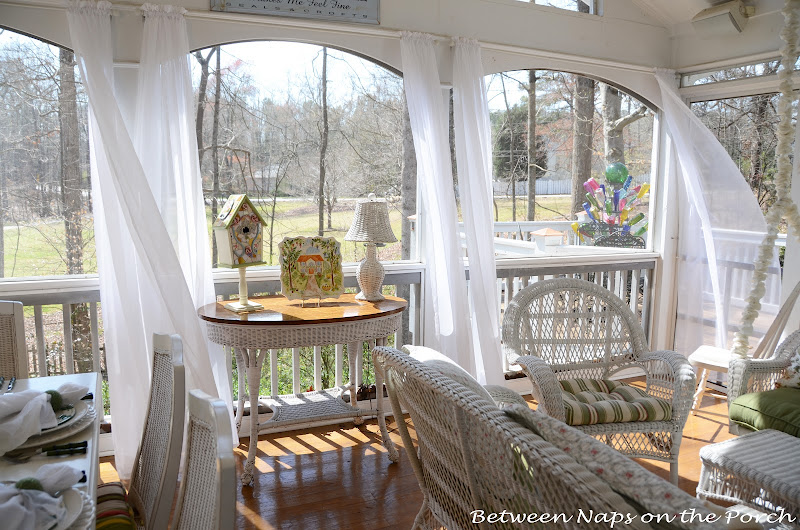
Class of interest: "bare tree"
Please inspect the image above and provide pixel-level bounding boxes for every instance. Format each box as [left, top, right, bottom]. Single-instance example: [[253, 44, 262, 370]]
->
[[527, 69, 537, 221], [570, 73, 596, 216], [194, 47, 217, 172], [317, 47, 329, 237], [599, 83, 647, 166]]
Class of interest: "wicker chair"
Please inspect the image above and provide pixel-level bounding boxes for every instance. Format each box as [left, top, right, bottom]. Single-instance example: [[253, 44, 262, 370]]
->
[[173, 389, 235, 530], [501, 278, 695, 484], [96, 333, 186, 529], [0, 300, 27, 379], [728, 329, 800, 435]]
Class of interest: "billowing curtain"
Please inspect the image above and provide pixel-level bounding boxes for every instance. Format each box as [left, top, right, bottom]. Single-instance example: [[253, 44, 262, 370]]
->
[[451, 38, 503, 385], [655, 69, 781, 355], [66, 1, 233, 479], [400, 33, 477, 377]]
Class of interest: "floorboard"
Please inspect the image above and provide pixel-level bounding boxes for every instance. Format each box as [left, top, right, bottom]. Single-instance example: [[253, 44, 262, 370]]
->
[[98, 387, 736, 529]]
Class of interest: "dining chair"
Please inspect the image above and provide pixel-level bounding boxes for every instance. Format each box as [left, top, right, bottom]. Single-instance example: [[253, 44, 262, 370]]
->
[[0, 300, 28, 379], [96, 333, 186, 529], [172, 389, 235, 530], [501, 277, 695, 484]]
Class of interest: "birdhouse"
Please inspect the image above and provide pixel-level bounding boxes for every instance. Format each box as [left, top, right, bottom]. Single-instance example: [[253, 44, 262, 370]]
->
[[213, 194, 267, 268]]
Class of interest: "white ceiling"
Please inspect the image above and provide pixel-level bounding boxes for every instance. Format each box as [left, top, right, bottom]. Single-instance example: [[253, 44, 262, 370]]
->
[[630, 0, 764, 28]]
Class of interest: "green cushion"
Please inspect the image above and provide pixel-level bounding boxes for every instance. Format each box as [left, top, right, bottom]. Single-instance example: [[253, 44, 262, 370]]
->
[[729, 387, 800, 437], [559, 378, 672, 426]]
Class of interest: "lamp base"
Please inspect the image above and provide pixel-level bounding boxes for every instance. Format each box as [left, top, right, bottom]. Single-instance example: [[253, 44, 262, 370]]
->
[[224, 300, 263, 313], [355, 243, 386, 302]]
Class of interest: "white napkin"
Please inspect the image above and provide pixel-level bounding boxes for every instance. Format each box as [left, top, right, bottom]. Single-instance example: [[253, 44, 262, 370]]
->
[[35, 463, 84, 496], [0, 390, 56, 455], [0, 383, 89, 455], [0, 484, 66, 530]]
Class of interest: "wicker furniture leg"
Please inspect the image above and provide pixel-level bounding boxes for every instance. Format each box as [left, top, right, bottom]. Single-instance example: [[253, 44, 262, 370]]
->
[[233, 347, 247, 434], [374, 338, 399, 462], [242, 347, 268, 486], [348, 341, 364, 425]]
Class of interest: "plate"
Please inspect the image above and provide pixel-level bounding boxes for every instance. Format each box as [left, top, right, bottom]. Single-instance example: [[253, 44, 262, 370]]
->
[[17, 401, 94, 449], [45, 407, 76, 430], [40, 401, 87, 435], [51, 488, 82, 530]]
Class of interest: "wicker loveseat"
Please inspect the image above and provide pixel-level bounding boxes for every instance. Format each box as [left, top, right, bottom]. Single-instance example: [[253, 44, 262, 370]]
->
[[373, 345, 737, 530]]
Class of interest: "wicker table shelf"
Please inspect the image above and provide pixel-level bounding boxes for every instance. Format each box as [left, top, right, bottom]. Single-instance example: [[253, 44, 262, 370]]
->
[[697, 429, 800, 522], [198, 294, 406, 486]]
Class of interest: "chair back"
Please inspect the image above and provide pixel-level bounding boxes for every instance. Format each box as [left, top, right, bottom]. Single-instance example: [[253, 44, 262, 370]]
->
[[127, 333, 186, 529], [502, 278, 648, 379], [173, 389, 235, 530], [752, 280, 800, 360], [374, 346, 643, 530], [0, 301, 28, 379]]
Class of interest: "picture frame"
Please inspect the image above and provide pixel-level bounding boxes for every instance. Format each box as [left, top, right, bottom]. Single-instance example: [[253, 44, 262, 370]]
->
[[279, 236, 344, 301]]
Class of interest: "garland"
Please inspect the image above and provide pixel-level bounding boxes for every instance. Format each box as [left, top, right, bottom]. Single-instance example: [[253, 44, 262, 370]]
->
[[732, 0, 800, 357]]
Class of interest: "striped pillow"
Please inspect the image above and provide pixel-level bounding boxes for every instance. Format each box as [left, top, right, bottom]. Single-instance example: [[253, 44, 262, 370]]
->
[[96, 482, 136, 529], [560, 378, 671, 426]]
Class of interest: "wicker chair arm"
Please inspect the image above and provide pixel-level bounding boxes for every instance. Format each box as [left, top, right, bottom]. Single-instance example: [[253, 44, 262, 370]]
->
[[511, 355, 566, 422], [728, 357, 790, 404], [638, 350, 696, 427], [483, 385, 529, 408]]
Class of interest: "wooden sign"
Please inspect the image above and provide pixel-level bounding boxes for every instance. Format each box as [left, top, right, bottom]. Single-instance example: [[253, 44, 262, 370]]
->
[[211, 0, 379, 25]]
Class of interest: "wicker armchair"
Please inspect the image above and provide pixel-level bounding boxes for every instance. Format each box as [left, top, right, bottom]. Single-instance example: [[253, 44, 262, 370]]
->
[[728, 329, 800, 435], [501, 278, 695, 484], [173, 389, 235, 530], [0, 301, 27, 379], [96, 333, 185, 529]]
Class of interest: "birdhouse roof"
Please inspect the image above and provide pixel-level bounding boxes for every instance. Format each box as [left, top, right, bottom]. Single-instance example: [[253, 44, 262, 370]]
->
[[298, 254, 323, 262], [213, 194, 267, 229], [532, 228, 564, 237]]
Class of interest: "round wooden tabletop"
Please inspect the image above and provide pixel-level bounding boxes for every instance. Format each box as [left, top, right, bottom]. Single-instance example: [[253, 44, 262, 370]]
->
[[197, 293, 407, 326]]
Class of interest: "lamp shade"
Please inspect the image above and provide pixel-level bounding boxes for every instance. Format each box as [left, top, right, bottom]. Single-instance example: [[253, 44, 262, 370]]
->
[[344, 194, 397, 244]]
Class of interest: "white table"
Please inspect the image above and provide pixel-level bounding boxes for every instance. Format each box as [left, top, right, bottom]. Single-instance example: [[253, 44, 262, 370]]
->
[[199, 294, 406, 486], [0, 372, 101, 528]]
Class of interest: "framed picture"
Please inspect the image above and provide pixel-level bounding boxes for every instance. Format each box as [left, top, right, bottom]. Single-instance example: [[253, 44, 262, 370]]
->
[[279, 236, 344, 301]]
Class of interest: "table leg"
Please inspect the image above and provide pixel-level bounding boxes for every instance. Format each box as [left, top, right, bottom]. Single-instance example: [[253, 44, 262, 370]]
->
[[374, 338, 398, 462], [242, 348, 267, 487], [233, 348, 246, 435], [348, 341, 364, 425]]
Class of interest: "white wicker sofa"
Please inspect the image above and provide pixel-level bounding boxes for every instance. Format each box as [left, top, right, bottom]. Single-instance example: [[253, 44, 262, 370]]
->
[[373, 345, 741, 530]]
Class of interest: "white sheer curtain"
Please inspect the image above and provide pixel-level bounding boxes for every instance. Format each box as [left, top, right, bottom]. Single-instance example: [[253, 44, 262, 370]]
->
[[655, 69, 781, 354], [400, 32, 477, 377], [451, 38, 503, 385], [67, 1, 232, 479]]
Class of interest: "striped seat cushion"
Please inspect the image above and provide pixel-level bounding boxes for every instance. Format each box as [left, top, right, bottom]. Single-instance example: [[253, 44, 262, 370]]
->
[[559, 378, 672, 426], [96, 482, 136, 529]]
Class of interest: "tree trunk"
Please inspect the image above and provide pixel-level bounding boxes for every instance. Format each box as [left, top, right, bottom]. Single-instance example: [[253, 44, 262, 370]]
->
[[59, 49, 91, 373], [449, 89, 457, 187], [500, 75, 516, 221], [211, 46, 221, 266], [398, 102, 417, 346], [194, 48, 216, 173], [570, 74, 595, 217], [318, 47, 329, 237], [600, 83, 647, 167], [526, 69, 537, 222]]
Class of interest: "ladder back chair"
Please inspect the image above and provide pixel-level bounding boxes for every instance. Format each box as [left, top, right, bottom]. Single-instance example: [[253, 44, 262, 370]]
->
[[501, 278, 695, 484]]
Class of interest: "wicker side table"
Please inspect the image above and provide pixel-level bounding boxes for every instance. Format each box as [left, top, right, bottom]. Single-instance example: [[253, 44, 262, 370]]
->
[[697, 429, 800, 521], [199, 294, 406, 486]]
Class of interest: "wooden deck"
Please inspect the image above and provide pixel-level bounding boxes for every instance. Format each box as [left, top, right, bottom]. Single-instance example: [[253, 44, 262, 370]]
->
[[99, 387, 736, 529]]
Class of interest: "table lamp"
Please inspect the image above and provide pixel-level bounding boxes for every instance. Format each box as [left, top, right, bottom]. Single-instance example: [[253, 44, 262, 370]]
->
[[345, 194, 397, 302]]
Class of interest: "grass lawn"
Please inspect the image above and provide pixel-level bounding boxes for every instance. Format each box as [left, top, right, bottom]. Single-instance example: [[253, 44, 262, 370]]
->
[[2, 194, 605, 280]]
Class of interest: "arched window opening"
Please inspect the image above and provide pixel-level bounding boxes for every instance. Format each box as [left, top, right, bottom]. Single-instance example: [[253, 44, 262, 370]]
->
[[485, 69, 655, 251], [0, 28, 93, 278], [190, 41, 413, 269]]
